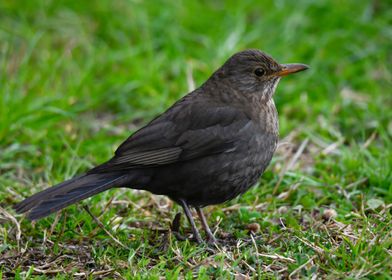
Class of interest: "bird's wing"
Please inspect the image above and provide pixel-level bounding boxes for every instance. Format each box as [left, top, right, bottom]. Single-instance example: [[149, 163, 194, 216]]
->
[[91, 100, 251, 172]]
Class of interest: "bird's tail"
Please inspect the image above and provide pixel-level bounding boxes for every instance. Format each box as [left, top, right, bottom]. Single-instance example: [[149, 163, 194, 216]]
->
[[13, 172, 130, 220]]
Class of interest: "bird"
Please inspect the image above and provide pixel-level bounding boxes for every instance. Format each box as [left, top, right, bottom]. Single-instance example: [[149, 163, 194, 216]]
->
[[14, 49, 308, 244]]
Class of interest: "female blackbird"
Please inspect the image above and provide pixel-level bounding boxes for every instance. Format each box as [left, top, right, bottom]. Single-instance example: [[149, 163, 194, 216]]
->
[[14, 49, 308, 243]]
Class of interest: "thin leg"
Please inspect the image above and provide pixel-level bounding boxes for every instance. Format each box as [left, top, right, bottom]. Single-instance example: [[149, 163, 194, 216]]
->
[[179, 199, 202, 244], [196, 207, 217, 244]]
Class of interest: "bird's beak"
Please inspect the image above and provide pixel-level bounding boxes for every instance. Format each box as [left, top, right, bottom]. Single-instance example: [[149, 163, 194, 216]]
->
[[275, 63, 309, 77]]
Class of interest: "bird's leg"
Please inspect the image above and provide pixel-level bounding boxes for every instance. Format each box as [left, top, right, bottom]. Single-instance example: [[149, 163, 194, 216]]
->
[[196, 207, 217, 244], [171, 212, 186, 241], [179, 199, 203, 244]]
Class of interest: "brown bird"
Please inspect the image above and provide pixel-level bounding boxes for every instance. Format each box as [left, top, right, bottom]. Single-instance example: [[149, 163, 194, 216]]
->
[[14, 49, 308, 243]]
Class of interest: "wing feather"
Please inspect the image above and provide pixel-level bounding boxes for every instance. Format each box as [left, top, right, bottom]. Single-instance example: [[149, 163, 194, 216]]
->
[[92, 100, 251, 172]]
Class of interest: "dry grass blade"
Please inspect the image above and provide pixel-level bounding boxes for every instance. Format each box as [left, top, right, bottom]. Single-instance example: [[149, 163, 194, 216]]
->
[[321, 140, 343, 155], [258, 253, 295, 263], [250, 234, 261, 272], [0, 206, 21, 251], [288, 255, 317, 279], [48, 211, 61, 237], [362, 131, 377, 149], [186, 62, 196, 91], [273, 138, 309, 194], [73, 269, 116, 277], [295, 236, 324, 254], [83, 205, 128, 249], [32, 267, 66, 274]]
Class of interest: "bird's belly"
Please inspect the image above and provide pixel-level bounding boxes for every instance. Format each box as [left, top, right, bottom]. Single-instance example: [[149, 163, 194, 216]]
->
[[148, 134, 278, 206]]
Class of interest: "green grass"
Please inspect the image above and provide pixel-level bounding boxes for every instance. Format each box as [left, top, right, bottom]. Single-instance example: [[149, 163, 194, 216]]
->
[[1, 0, 391, 278]]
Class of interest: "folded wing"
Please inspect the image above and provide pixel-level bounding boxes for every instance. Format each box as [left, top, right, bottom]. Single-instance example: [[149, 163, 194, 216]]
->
[[90, 100, 251, 172]]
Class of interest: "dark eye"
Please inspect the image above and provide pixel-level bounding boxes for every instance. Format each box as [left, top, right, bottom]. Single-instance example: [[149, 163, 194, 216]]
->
[[254, 68, 265, 77]]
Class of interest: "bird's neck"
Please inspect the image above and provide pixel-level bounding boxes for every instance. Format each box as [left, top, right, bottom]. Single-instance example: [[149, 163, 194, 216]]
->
[[202, 79, 266, 105], [202, 79, 275, 111], [200, 80, 279, 135]]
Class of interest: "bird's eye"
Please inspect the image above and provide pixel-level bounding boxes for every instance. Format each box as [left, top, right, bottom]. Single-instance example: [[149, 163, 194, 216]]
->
[[254, 68, 266, 77]]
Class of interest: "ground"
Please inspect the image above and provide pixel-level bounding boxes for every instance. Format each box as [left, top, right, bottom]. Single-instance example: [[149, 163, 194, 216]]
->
[[0, 0, 391, 279]]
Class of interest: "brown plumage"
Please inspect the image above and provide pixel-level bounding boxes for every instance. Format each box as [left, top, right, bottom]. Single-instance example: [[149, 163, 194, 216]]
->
[[14, 49, 308, 243]]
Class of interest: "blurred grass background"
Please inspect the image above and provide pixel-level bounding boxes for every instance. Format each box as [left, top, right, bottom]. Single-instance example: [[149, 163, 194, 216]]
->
[[0, 0, 391, 278]]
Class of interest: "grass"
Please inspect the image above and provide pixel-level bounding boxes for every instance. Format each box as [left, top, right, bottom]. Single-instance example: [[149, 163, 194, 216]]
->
[[0, 0, 391, 278]]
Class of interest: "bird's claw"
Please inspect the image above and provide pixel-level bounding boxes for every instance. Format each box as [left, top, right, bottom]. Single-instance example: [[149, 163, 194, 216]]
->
[[207, 236, 218, 245]]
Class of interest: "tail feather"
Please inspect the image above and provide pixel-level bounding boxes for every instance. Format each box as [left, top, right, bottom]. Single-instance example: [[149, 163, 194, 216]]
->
[[14, 172, 129, 220], [13, 174, 86, 214]]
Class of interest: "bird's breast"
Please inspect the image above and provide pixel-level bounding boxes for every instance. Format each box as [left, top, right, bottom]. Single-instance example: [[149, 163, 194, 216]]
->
[[253, 98, 279, 136]]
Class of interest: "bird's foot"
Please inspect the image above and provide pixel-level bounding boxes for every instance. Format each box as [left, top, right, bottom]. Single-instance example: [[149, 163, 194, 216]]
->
[[172, 231, 187, 241], [171, 212, 187, 241], [191, 234, 203, 244], [207, 235, 218, 245], [170, 212, 204, 244]]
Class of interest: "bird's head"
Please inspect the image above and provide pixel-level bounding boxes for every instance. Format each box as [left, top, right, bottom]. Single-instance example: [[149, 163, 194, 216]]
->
[[211, 49, 309, 101]]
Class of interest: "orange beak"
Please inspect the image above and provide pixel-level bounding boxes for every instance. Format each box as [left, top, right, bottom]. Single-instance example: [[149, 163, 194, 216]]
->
[[275, 63, 309, 77]]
